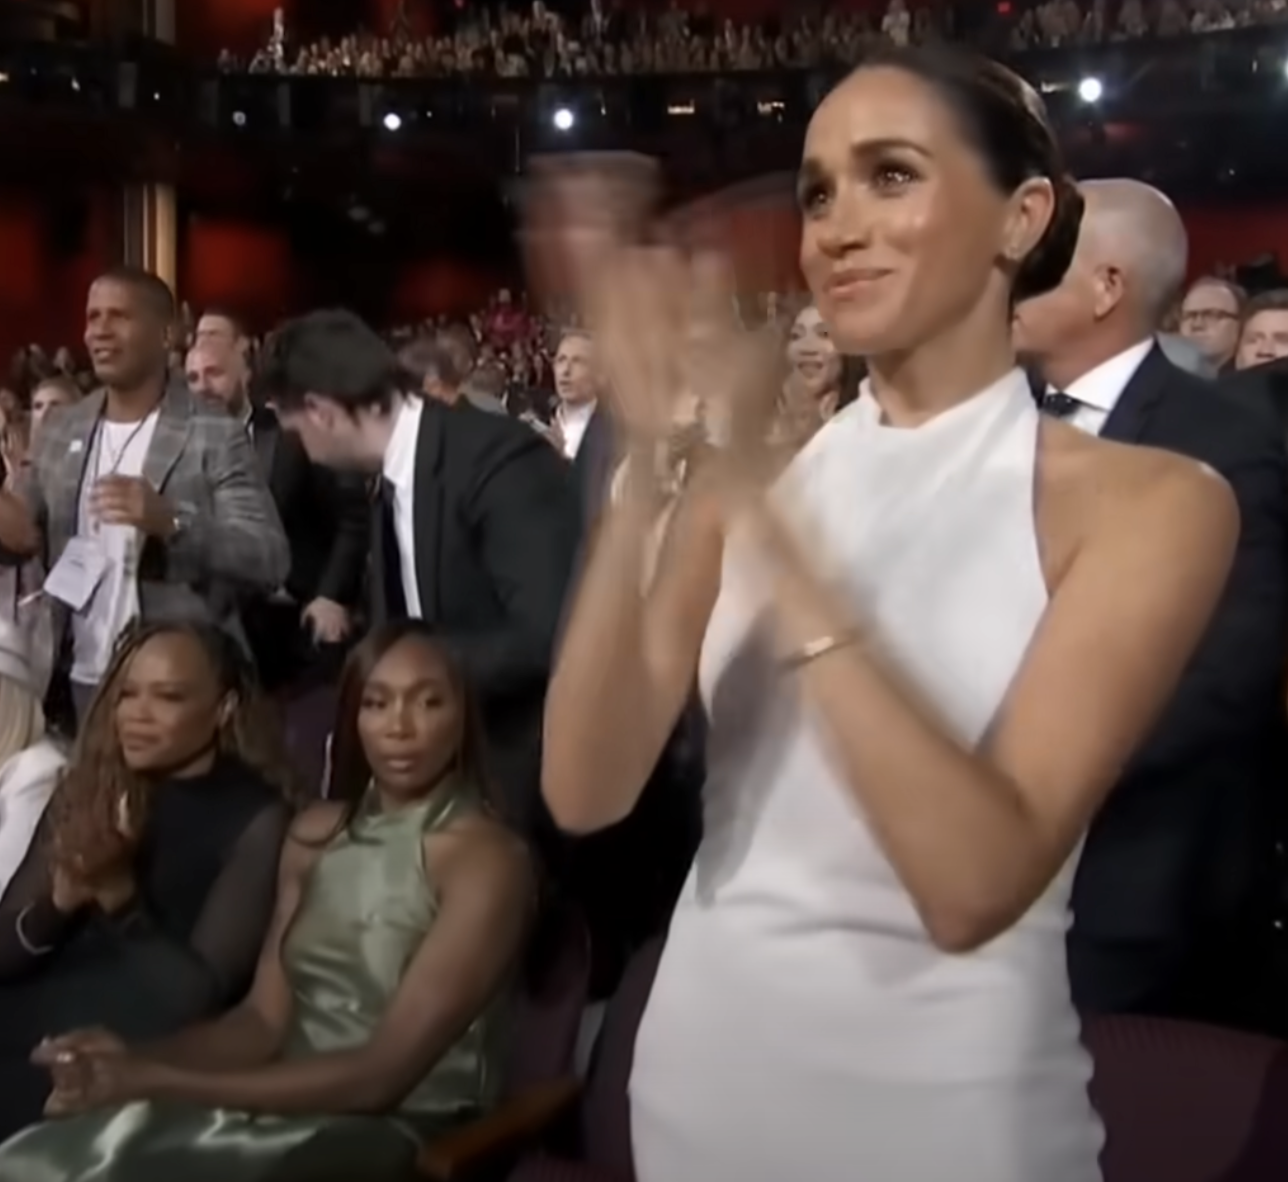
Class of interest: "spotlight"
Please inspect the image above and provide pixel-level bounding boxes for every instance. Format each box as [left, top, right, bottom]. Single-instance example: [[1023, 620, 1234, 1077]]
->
[[232, 110, 246, 127], [552, 106, 574, 131], [1077, 76, 1103, 103], [382, 112, 402, 131]]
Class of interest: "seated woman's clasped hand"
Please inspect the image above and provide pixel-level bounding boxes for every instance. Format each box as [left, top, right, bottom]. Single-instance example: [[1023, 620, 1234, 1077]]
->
[[35, 1028, 132, 1117]]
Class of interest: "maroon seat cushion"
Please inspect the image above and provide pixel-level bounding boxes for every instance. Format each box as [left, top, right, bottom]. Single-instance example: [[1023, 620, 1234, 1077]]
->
[[1086, 1014, 1288, 1182], [506, 936, 663, 1182], [504, 903, 592, 1098]]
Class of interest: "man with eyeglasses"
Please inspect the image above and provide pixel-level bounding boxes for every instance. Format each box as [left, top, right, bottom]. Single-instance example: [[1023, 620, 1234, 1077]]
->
[[1178, 276, 1245, 373]]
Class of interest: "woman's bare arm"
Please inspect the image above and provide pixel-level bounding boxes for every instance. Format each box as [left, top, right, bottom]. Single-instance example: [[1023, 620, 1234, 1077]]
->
[[745, 451, 1238, 952], [542, 466, 724, 833], [142, 817, 533, 1115]]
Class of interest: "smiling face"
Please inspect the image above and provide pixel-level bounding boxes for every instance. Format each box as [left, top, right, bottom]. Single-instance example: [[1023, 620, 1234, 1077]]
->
[[798, 65, 1051, 359], [785, 304, 841, 390], [84, 278, 169, 390]]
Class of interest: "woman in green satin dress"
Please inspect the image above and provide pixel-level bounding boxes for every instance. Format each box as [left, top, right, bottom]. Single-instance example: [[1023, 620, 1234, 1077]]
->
[[0, 620, 535, 1182]]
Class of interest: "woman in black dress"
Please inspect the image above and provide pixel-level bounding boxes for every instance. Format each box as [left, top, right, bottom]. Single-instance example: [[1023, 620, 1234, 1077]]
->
[[0, 620, 294, 1136]]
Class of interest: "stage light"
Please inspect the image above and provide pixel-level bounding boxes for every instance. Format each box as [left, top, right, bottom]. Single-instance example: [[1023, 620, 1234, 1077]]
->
[[1077, 76, 1103, 103], [552, 106, 574, 131], [232, 110, 246, 126], [382, 112, 402, 131]]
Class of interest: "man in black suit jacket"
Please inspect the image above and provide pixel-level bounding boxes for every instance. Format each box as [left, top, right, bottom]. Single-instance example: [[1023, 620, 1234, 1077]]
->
[[186, 338, 370, 690], [1015, 179, 1288, 1021], [257, 310, 579, 836], [1224, 355, 1288, 447]]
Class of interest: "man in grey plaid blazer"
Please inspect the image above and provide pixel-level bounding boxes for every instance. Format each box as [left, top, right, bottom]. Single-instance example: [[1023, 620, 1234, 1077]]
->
[[0, 268, 289, 721]]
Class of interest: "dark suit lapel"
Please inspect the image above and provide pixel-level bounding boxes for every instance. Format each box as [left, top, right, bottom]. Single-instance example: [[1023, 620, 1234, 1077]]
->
[[141, 379, 194, 492], [575, 405, 614, 525], [369, 482, 391, 625], [250, 408, 280, 492], [1098, 344, 1171, 444], [413, 400, 446, 622]]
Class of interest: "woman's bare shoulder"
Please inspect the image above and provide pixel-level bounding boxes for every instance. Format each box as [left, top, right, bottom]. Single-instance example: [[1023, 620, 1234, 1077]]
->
[[1043, 419, 1235, 525], [282, 802, 347, 865], [1036, 421, 1237, 590], [426, 812, 536, 904], [429, 811, 532, 871], [1090, 432, 1236, 532]]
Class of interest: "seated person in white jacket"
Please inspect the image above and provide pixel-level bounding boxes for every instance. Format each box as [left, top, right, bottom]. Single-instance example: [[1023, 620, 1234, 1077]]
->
[[0, 621, 65, 895]]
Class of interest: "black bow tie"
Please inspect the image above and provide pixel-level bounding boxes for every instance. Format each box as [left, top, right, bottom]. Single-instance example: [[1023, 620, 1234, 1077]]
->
[[1041, 391, 1080, 419]]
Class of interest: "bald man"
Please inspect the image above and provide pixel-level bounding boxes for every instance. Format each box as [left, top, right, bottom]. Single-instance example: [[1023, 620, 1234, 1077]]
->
[[186, 339, 250, 419], [1016, 180, 1288, 1025]]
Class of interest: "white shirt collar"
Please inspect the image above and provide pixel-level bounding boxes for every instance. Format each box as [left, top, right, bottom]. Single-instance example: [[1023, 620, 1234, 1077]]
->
[[556, 399, 597, 458], [1063, 339, 1154, 412], [381, 396, 424, 490], [556, 399, 596, 430]]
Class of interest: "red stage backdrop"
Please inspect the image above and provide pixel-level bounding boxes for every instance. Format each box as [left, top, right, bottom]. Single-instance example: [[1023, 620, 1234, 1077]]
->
[[177, 0, 282, 56], [3, 195, 1288, 368], [177, 215, 509, 332], [0, 189, 116, 371]]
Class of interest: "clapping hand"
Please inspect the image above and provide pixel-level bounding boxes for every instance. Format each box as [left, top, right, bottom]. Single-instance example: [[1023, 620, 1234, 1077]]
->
[[90, 476, 175, 538], [51, 798, 139, 916], [524, 157, 780, 511], [0, 411, 28, 487]]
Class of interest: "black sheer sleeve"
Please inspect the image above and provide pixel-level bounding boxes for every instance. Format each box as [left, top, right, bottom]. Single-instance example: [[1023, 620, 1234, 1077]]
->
[[102, 801, 291, 1028], [0, 809, 79, 980]]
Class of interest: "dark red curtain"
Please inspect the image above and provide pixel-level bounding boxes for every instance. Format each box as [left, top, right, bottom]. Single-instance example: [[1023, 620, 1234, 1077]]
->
[[178, 214, 509, 332], [4, 195, 1288, 362], [176, 0, 284, 55], [0, 190, 116, 368]]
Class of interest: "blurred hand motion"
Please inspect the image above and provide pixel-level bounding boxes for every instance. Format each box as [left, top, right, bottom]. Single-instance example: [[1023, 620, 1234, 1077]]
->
[[523, 156, 781, 491]]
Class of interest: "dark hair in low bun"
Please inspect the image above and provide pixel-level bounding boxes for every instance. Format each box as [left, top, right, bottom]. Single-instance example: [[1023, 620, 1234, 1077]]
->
[[1014, 175, 1084, 302], [853, 45, 1082, 302]]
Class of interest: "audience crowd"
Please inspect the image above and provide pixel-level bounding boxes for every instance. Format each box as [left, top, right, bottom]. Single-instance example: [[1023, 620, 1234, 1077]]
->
[[217, 0, 1286, 80]]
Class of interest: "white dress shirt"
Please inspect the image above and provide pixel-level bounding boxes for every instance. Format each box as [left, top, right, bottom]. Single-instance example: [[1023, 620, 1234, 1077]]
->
[[555, 399, 596, 460], [72, 411, 161, 685], [1057, 338, 1154, 436], [381, 396, 425, 617]]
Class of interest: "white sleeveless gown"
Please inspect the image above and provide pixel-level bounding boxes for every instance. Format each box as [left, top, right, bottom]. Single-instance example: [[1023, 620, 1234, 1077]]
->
[[630, 370, 1104, 1182]]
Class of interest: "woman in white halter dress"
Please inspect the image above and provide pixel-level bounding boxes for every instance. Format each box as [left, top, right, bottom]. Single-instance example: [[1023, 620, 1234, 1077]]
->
[[539, 45, 1238, 1182]]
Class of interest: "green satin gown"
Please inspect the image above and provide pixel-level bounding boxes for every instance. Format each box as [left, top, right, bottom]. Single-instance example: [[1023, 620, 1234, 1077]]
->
[[0, 782, 508, 1182]]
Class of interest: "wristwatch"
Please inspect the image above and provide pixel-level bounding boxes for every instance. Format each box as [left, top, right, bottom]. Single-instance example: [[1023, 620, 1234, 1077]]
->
[[168, 507, 195, 540]]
